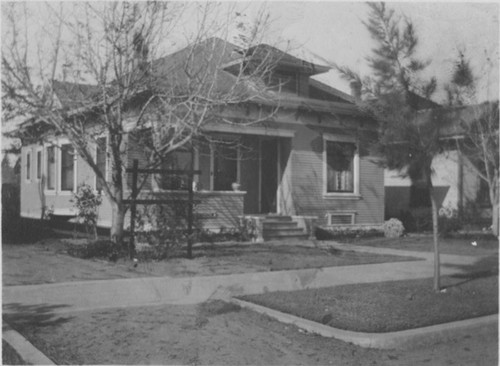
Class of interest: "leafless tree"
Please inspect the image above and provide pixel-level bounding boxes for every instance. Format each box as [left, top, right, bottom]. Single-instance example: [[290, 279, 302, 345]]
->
[[2, 2, 279, 246]]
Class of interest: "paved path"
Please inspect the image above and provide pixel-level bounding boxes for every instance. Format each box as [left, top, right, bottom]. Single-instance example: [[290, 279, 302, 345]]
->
[[3, 244, 483, 315]]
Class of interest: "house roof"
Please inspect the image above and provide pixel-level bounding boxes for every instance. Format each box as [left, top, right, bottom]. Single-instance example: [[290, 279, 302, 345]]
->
[[417, 101, 499, 139], [24, 37, 364, 134]]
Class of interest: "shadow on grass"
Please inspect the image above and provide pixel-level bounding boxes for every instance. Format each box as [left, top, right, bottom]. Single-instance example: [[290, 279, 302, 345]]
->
[[443, 255, 499, 289], [3, 303, 74, 330]]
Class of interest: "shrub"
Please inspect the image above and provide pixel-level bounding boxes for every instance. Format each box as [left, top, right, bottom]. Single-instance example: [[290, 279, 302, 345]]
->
[[65, 239, 121, 260], [383, 218, 405, 238], [72, 184, 102, 240], [315, 226, 384, 241]]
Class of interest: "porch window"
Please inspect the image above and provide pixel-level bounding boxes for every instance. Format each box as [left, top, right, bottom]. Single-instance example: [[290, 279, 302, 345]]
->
[[155, 148, 194, 190], [96, 137, 107, 192], [36, 150, 42, 180], [25, 150, 31, 181], [324, 136, 359, 196], [213, 143, 238, 191], [46, 146, 56, 190], [60, 143, 75, 192]]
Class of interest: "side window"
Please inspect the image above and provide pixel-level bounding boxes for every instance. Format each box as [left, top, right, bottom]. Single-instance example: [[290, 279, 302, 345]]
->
[[60, 143, 75, 191], [96, 137, 107, 192], [36, 150, 42, 180], [25, 150, 31, 181], [46, 146, 56, 190]]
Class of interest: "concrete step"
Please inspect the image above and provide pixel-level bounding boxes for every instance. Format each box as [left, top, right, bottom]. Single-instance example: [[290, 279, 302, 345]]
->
[[263, 228, 306, 238], [263, 222, 299, 230], [263, 215, 293, 222]]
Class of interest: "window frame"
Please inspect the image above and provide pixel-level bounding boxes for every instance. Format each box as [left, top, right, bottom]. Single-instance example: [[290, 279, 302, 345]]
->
[[35, 148, 43, 181], [24, 149, 32, 182], [44, 143, 57, 193], [58, 140, 77, 194], [94, 135, 108, 193], [323, 134, 360, 198]]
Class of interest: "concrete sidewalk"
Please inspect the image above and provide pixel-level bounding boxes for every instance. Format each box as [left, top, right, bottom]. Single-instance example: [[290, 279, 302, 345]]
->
[[2, 246, 482, 315]]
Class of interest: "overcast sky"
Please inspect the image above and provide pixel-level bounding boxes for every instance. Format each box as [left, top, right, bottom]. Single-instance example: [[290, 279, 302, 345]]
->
[[239, 1, 499, 103]]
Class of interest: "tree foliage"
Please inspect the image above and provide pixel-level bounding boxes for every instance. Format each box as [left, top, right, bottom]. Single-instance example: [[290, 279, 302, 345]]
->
[[336, 2, 443, 290]]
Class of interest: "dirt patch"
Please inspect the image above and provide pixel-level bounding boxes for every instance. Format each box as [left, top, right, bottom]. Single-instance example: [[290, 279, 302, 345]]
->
[[240, 275, 499, 333], [347, 235, 499, 256], [2, 239, 418, 286], [4, 301, 498, 365], [2, 340, 25, 365]]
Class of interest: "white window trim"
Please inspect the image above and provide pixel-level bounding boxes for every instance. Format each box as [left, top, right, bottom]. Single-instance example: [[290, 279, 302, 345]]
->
[[44, 143, 57, 194], [326, 211, 357, 226], [24, 149, 32, 182], [322, 133, 360, 198], [58, 140, 77, 195], [94, 135, 108, 192], [35, 147, 43, 182]]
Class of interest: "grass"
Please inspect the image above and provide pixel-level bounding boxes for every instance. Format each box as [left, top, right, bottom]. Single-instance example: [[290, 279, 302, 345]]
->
[[240, 274, 498, 333], [347, 234, 499, 256]]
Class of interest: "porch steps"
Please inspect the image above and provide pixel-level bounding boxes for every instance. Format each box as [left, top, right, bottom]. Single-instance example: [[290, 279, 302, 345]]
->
[[262, 215, 309, 241]]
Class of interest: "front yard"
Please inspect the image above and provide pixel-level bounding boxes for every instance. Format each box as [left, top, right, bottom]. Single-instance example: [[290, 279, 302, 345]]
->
[[3, 235, 418, 286]]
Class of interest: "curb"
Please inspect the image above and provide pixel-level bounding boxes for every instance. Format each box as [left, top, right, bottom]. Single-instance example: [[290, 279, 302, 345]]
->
[[3, 322, 55, 365], [231, 298, 498, 349]]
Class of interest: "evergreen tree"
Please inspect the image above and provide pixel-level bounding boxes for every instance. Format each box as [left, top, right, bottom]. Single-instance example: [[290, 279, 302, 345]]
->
[[337, 2, 443, 291]]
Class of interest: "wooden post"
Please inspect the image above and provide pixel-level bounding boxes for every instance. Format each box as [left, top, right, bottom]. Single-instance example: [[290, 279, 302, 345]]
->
[[186, 148, 194, 259], [129, 159, 139, 259]]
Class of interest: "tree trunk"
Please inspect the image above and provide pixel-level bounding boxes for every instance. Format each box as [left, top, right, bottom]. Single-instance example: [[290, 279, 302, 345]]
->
[[492, 201, 499, 238], [110, 200, 126, 246], [426, 176, 441, 292]]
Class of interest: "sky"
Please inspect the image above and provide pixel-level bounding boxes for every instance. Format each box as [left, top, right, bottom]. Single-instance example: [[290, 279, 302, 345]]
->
[[2, 1, 499, 105], [238, 1, 499, 103]]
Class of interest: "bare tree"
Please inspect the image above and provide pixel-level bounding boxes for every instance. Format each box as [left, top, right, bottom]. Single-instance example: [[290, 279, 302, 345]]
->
[[445, 51, 499, 236], [2, 2, 278, 246]]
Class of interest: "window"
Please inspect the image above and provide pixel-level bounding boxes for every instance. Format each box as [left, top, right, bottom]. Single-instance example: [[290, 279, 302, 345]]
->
[[36, 150, 42, 180], [158, 148, 193, 190], [96, 137, 107, 192], [46, 146, 56, 190], [327, 212, 356, 225], [60, 143, 75, 191], [268, 70, 298, 94], [25, 150, 31, 181], [213, 143, 238, 191], [325, 140, 356, 193]]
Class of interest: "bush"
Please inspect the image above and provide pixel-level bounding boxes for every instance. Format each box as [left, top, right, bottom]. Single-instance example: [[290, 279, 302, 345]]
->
[[65, 239, 121, 260], [315, 226, 384, 241], [383, 218, 405, 238], [71, 184, 102, 240]]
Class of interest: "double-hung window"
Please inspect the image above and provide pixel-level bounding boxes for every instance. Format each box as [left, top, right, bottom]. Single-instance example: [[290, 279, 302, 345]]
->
[[36, 149, 42, 180], [25, 150, 31, 181], [60, 143, 75, 192], [158, 148, 193, 190], [324, 135, 359, 196], [46, 146, 56, 191], [96, 137, 107, 192]]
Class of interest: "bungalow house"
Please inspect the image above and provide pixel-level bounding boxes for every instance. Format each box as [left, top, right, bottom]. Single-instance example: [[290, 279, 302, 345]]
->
[[17, 38, 384, 241], [385, 102, 497, 230]]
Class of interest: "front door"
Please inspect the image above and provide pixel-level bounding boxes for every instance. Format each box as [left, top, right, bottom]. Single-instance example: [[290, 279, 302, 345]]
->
[[260, 138, 278, 213]]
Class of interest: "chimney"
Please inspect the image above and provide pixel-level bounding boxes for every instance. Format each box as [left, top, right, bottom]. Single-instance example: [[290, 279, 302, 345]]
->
[[349, 80, 362, 101]]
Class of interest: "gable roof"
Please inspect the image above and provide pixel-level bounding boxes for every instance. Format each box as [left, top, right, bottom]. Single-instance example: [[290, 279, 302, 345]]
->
[[42, 37, 365, 126]]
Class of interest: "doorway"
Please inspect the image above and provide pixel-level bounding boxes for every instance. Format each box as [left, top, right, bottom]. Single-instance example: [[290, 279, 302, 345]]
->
[[260, 138, 278, 213]]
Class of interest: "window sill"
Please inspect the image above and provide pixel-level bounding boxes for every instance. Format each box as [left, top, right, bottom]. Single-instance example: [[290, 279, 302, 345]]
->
[[323, 194, 362, 200]]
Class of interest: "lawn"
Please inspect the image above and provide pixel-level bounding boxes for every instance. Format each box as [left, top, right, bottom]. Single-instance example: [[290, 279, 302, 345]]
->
[[348, 234, 499, 256], [239, 274, 499, 333], [2, 237, 419, 285]]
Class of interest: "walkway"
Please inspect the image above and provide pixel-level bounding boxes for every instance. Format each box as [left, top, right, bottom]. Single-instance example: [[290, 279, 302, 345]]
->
[[2, 244, 482, 315]]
